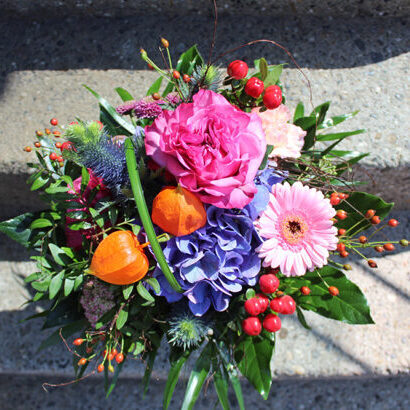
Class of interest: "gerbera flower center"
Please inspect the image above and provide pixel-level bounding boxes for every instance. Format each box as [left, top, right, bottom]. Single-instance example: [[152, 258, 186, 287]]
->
[[280, 214, 308, 245]]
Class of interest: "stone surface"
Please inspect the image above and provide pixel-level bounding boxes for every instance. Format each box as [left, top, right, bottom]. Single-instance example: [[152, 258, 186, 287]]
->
[[1, 0, 410, 18]]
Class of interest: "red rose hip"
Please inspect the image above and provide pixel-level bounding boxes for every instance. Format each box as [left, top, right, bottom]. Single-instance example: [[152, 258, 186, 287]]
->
[[263, 313, 281, 333], [244, 298, 262, 316], [259, 274, 280, 294], [244, 77, 264, 98], [227, 60, 248, 80], [270, 295, 296, 315], [242, 317, 262, 336], [263, 85, 282, 109]]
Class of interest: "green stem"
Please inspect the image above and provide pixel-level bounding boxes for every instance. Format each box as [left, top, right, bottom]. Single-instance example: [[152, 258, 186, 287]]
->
[[124, 138, 183, 293]]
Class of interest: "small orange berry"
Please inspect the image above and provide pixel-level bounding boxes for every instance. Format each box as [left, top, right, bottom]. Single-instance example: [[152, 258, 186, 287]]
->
[[161, 37, 169, 48], [388, 219, 398, 227], [338, 229, 346, 236], [172, 70, 180, 79], [57, 155, 64, 163], [97, 364, 104, 373], [49, 152, 58, 161], [368, 260, 378, 268], [45, 128, 51, 135], [300, 286, 311, 295], [359, 235, 367, 244], [328, 286, 339, 296], [183, 74, 191, 83], [336, 210, 348, 220], [34, 142, 41, 148], [365, 209, 376, 218], [73, 338, 84, 346], [53, 130, 61, 137], [374, 246, 384, 253], [340, 250, 349, 258], [337, 243, 346, 252], [78, 358, 87, 366], [50, 118, 58, 126], [383, 243, 395, 251], [371, 215, 381, 225], [152, 92, 161, 100], [36, 130, 43, 137], [115, 353, 124, 364], [24, 146, 32, 152], [330, 196, 341, 206], [55, 142, 62, 149]]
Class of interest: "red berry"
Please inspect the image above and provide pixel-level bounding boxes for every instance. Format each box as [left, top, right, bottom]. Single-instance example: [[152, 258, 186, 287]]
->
[[259, 274, 280, 294], [61, 141, 74, 151], [49, 152, 58, 160], [108, 352, 115, 361], [45, 128, 51, 135], [36, 130, 43, 137], [270, 295, 296, 315], [97, 364, 104, 373], [34, 142, 41, 148], [227, 60, 248, 80], [111, 348, 118, 357], [244, 298, 262, 316], [73, 338, 84, 346], [115, 353, 124, 364], [383, 243, 395, 251], [338, 229, 346, 236], [24, 146, 32, 152], [374, 246, 384, 253], [152, 92, 161, 100], [96, 120, 104, 130], [301, 286, 311, 295], [338, 193, 349, 200], [340, 250, 349, 258], [336, 210, 348, 220], [388, 219, 398, 227], [244, 77, 264, 98], [255, 293, 270, 313], [365, 209, 376, 218], [371, 215, 381, 225], [183, 74, 190, 83], [263, 314, 281, 333], [359, 235, 367, 244], [368, 259, 378, 268], [337, 243, 346, 252], [50, 118, 58, 126], [55, 142, 62, 149], [78, 358, 87, 366], [57, 155, 64, 163], [330, 196, 341, 206], [172, 70, 180, 79], [242, 317, 262, 336], [263, 85, 282, 109], [328, 286, 339, 296], [53, 130, 61, 137], [161, 37, 169, 48]]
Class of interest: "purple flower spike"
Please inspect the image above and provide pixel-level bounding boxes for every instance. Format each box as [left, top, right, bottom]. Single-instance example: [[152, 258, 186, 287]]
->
[[116, 100, 138, 115]]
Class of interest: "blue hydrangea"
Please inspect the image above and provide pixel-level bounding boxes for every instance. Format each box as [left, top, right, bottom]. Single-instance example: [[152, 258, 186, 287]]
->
[[153, 206, 263, 316]]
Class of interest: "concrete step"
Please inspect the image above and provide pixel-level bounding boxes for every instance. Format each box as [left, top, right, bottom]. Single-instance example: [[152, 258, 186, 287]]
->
[[1, 0, 410, 18]]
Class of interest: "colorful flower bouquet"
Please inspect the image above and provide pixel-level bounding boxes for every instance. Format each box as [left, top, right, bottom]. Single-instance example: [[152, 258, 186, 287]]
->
[[1, 37, 407, 409]]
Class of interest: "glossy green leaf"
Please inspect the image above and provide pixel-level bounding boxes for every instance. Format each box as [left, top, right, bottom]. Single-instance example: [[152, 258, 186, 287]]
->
[[142, 347, 159, 396], [144, 277, 160, 294], [318, 110, 359, 130], [213, 367, 230, 410], [181, 343, 213, 410], [293, 102, 304, 122], [227, 370, 245, 410], [31, 175, 48, 191], [83, 85, 135, 135], [49, 243, 72, 266], [122, 284, 134, 300], [246, 288, 256, 299], [336, 191, 393, 233], [259, 58, 268, 80], [284, 266, 374, 324], [296, 306, 311, 330], [311, 101, 330, 126], [264, 64, 283, 87], [137, 282, 155, 303], [0, 212, 39, 248], [146, 77, 163, 96], [49, 271, 64, 299], [163, 350, 191, 410], [317, 129, 365, 141], [116, 307, 128, 330], [115, 87, 134, 102], [30, 218, 53, 230], [64, 278, 75, 297], [106, 358, 125, 397], [80, 167, 90, 194], [74, 274, 84, 291], [31, 278, 51, 292], [235, 337, 274, 400]]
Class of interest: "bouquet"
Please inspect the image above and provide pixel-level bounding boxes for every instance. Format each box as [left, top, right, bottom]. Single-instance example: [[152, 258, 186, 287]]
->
[[1, 35, 407, 409]]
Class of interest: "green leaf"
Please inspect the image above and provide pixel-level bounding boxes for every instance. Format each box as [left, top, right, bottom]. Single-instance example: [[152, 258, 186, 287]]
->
[[49, 271, 64, 299], [317, 129, 365, 141], [80, 167, 90, 194], [336, 191, 394, 233], [311, 101, 330, 126], [263, 65, 283, 87], [227, 369, 245, 410], [142, 347, 159, 396], [259, 145, 273, 170], [213, 367, 230, 410], [259, 58, 268, 81], [31, 175, 48, 191], [106, 358, 125, 397], [116, 307, 128, 330], [64, 278, 75, 297], [115, 87, 134, 102], [296, 306, 311, 330], [246, 288, 256, 299], [83, 85, 135, 135], [163, 350, 191, 410], [293, 102, 305, 122], [146, 77, 163, 96], [144, 277, 160, 294], [0, 212, 39, 248], [181, 343, 213, 410], [49, 243, 72, 266], [122, 284, 134, 300], [137, 282, 155, 303], [31, 279, 51, 292], [318, 110, 359, 130], [235, 337, 274, 400], [74, 274, 84, 291], [284, 266, 374, 324], [89, 208, 104, 229], [30, 218, 53, 230]]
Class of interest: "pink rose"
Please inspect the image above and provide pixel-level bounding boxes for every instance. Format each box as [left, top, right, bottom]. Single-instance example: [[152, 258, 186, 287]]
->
[[252, 105, 306, 159], [65, 170, 111, 250], [145, 90, 266, 209]]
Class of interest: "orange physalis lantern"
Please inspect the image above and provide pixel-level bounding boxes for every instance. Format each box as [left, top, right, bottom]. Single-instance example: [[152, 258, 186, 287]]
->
[[89, 230, 149, 285], [151, 186, 207, 237]]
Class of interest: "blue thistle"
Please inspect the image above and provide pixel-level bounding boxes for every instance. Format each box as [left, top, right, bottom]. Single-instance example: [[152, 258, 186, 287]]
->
[[190, 64, 222, 92]]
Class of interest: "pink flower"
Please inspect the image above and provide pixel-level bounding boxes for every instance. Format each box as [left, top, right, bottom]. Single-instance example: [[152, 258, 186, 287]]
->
[[145, 90, 266, 209], [65, 170, 111, 250], [252, 105, 305, 159], [256, 181, 338, 276]]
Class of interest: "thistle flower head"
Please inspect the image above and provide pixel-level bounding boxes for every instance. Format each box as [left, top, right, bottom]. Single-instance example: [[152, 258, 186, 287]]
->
[[191, 64, 221, 92]]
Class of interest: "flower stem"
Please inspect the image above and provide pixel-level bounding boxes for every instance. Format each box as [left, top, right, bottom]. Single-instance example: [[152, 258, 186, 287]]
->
[[124, 138, 183, 293]]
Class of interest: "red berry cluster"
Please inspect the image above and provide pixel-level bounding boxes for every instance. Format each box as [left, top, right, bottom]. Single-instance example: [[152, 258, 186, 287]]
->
[[242, 273, 296, 336], [227, 60, 283, 110]]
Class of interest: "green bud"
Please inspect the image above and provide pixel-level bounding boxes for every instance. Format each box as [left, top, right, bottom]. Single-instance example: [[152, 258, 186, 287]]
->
[[400, 239, 408, 247]]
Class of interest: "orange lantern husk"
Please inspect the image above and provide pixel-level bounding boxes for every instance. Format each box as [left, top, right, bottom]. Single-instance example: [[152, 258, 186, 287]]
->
[[89, 230, 149, 285], [151, 185, 207, 236]]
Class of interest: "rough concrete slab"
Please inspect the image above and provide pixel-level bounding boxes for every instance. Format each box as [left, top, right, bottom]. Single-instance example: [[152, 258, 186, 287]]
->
[[0, 212, 408, 379], [1, 0, 409, 18]]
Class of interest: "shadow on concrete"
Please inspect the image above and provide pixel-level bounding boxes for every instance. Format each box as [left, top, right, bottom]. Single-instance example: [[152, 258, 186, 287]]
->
[[0, 14, 409, 97]]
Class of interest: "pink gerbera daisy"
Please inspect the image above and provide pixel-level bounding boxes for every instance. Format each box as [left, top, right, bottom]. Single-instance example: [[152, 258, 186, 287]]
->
[[256, 181, 338, 276]]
